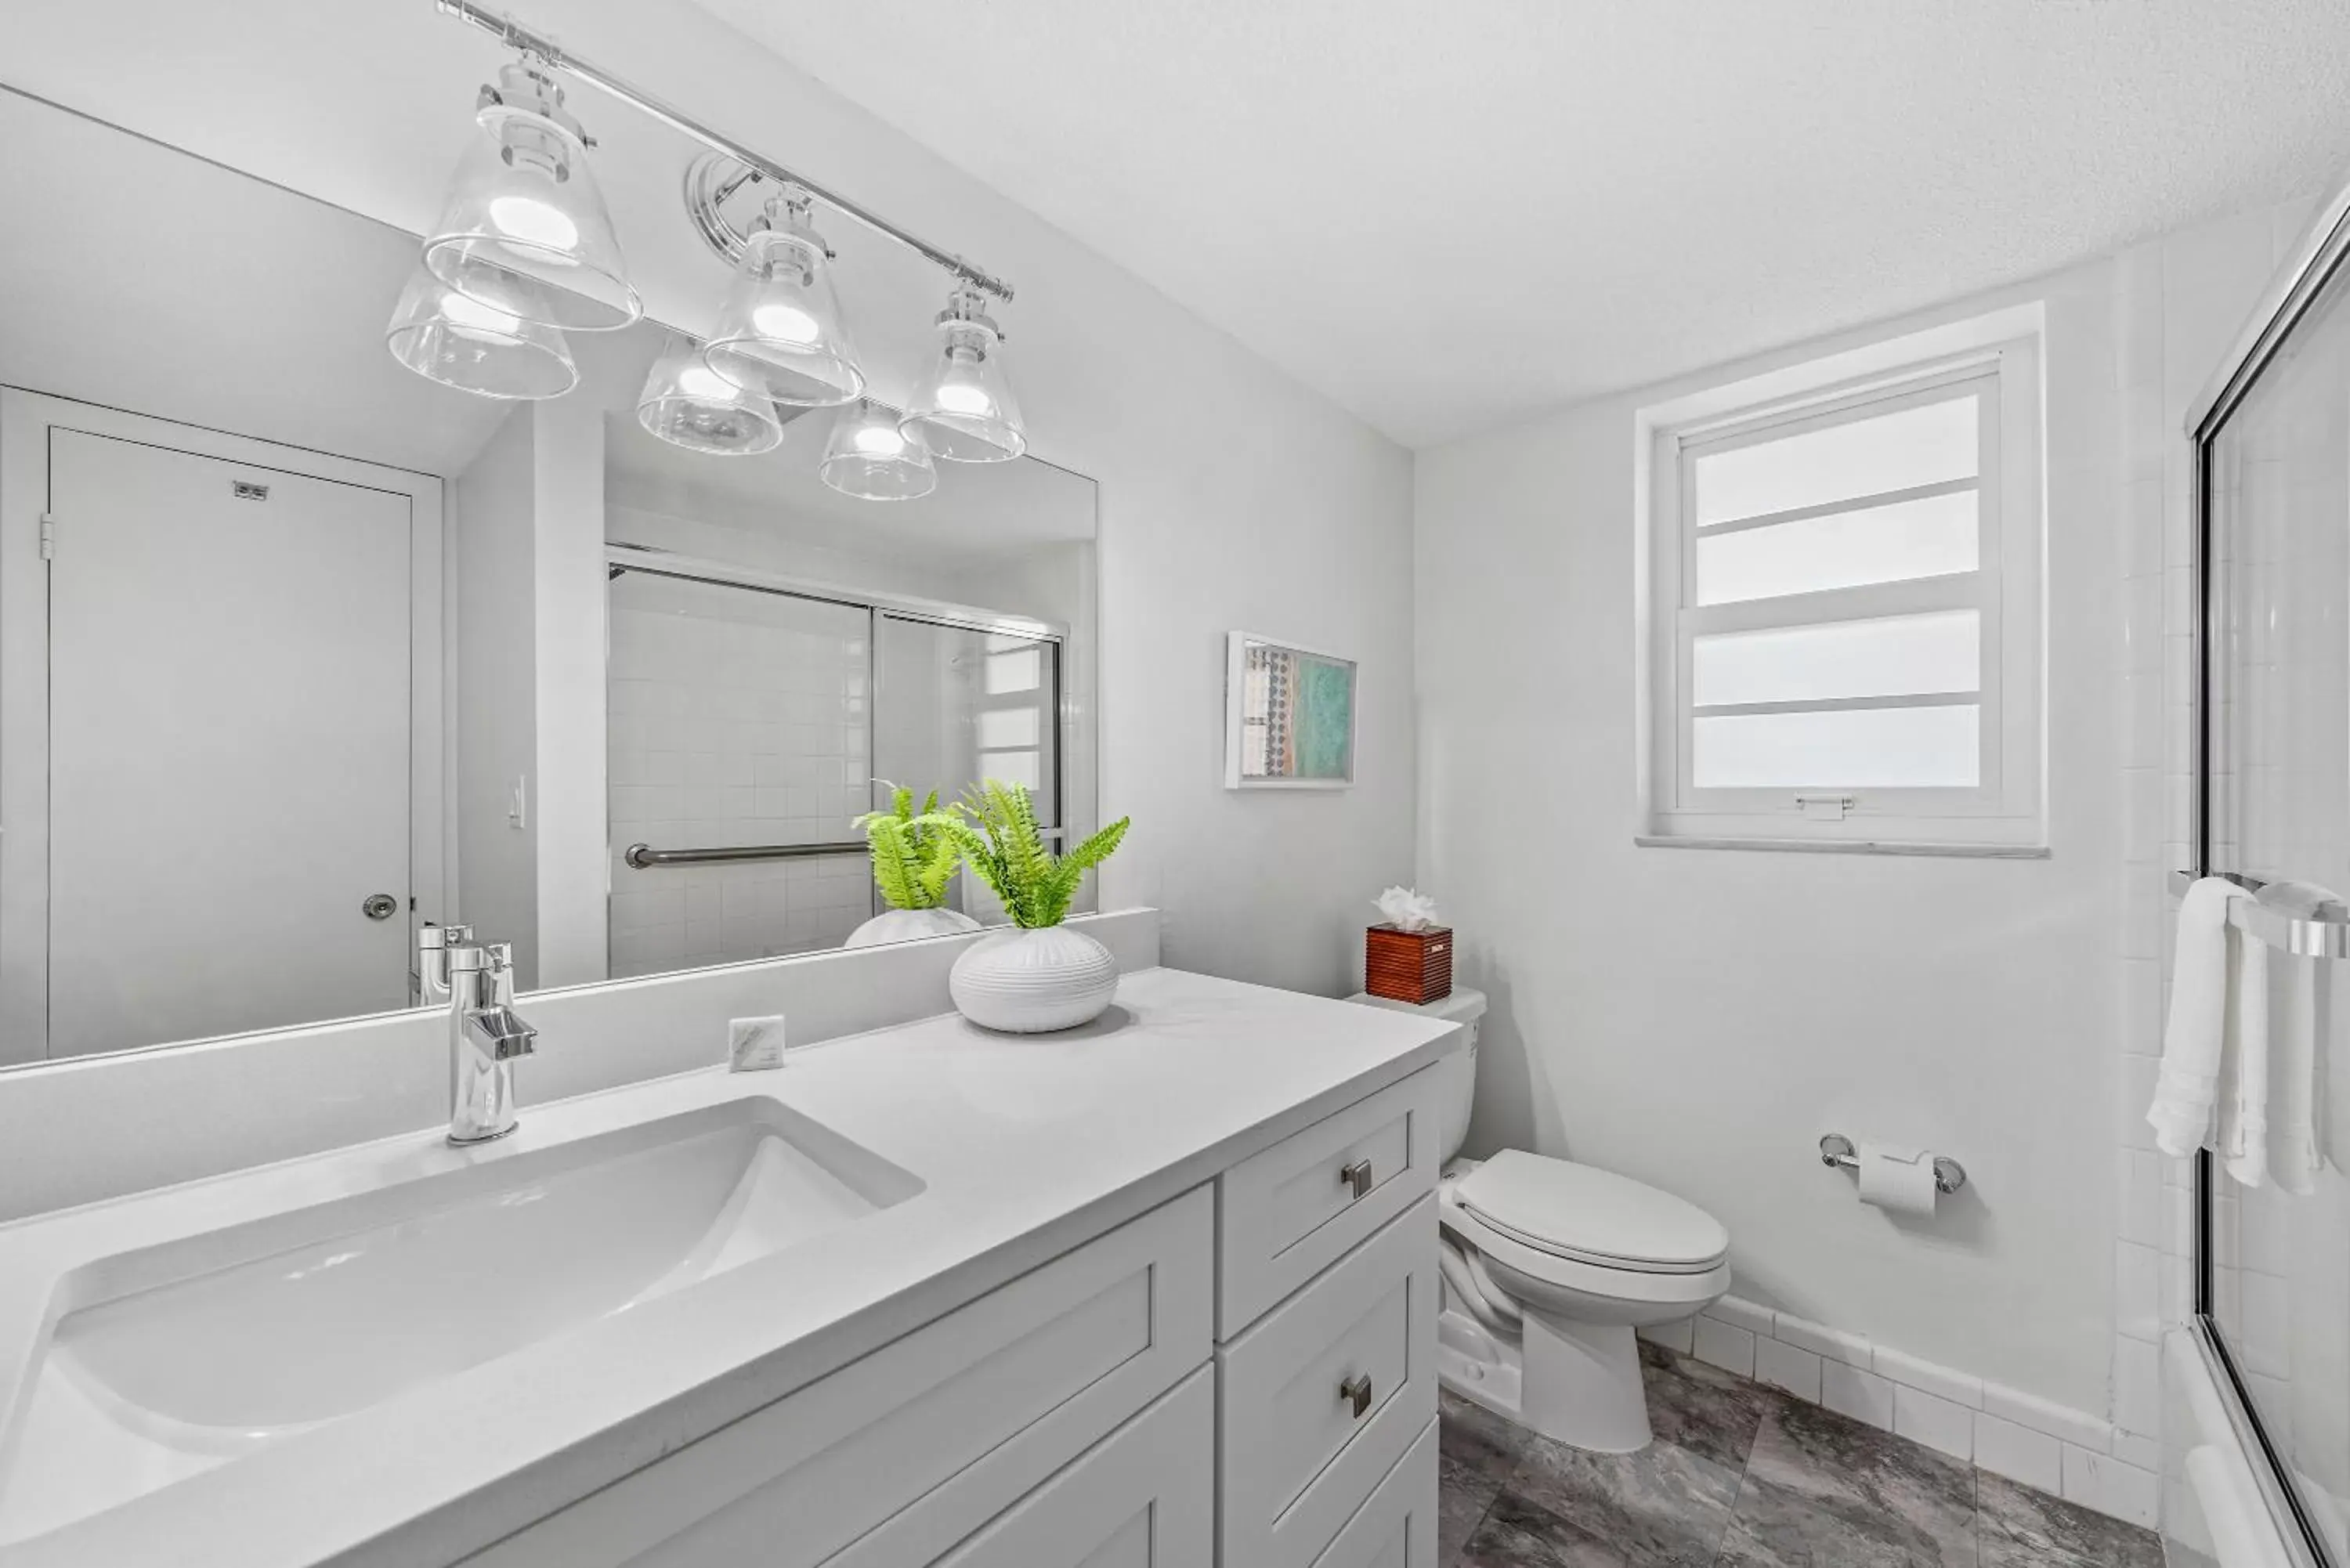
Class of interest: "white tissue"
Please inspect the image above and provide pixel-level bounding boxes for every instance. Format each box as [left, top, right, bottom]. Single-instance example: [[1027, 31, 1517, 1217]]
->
[[729, 1014, 788, 1072], [1856, 1143, 1938, 1216], [1375, 886, 1441, 932]]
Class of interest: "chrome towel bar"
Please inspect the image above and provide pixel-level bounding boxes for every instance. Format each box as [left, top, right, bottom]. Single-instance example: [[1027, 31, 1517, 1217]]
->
[[626, 840, 865, 869], [2167, 869, 2350, 959]]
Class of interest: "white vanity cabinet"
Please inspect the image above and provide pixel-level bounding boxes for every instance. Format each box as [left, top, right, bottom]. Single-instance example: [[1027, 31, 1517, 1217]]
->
[[461, 1065, 1445, 1568]]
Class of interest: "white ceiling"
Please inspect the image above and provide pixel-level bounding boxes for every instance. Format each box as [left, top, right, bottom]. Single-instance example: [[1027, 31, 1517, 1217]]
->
[[692, 0, 2350, 448]]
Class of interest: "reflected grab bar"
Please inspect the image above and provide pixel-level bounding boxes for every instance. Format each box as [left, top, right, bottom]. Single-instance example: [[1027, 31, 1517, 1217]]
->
[[626, 840, 865, 869], [2168, 869, 2350, 959]]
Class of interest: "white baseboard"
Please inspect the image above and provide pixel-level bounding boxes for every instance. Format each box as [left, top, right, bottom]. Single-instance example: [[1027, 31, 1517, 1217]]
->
[[1643, 1295, 2157, 1530]]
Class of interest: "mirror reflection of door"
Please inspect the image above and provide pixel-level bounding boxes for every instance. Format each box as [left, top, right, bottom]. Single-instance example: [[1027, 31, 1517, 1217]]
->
[[15, 418, 420, 1059]]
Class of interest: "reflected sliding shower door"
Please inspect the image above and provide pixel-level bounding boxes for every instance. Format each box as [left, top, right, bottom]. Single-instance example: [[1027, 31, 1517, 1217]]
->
[[2197, 199, 2350, 1568]]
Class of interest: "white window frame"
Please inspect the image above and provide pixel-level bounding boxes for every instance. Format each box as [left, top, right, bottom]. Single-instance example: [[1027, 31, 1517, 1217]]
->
[[1639, 317, 2044, 851]]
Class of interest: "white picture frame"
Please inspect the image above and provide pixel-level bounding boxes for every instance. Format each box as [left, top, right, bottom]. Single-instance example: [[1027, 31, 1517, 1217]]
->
[[1222, 631, 1357, 790]]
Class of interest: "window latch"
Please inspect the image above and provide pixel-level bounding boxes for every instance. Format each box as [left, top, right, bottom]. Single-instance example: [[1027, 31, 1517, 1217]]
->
[[1795, 793, 1853, 822]]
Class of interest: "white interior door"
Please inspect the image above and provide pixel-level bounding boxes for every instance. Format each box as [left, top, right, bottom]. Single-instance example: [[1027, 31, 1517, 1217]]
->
[[45, 429, 413, 1057]]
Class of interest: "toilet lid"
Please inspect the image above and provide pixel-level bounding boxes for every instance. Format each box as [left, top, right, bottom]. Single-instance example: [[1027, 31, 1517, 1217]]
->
[[1455, 1150, 1729, 1274]]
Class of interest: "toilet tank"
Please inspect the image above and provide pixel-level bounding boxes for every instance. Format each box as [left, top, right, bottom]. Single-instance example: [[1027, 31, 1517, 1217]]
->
[[1346, 987, 1486, 1165]]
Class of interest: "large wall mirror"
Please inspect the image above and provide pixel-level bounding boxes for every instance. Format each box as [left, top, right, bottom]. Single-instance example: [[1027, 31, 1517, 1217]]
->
[[0, 85, 1098, 1068]]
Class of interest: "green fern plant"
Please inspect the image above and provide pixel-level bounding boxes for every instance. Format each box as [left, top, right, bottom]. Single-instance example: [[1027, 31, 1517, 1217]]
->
[[852, 784, 964, 911], [945, 780, 1130, 929]]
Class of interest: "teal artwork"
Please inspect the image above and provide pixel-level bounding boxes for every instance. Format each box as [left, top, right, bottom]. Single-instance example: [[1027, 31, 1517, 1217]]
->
[[1231, 634, 1356, 787], [1293, 655, 1354, 779]]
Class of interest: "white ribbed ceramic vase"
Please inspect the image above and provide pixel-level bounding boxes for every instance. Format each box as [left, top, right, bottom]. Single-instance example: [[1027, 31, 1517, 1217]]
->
[[949, 925, 1119, 1033], [843, 906, 983, 948]]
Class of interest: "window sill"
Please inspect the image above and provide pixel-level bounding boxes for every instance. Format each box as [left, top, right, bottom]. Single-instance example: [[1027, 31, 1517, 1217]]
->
[[1632, 834, 2049, 859]]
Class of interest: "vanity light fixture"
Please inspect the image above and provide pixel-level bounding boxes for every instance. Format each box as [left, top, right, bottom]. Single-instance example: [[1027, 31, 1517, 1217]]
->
[[421, 57, 640, 333], [901, 282, 1027, 462], [635, 334, 787, 456], [410, 2, 1028, 498], [819, 399, 938, 500], [703, 189, 865, 407], [384, 264, 579, 399]]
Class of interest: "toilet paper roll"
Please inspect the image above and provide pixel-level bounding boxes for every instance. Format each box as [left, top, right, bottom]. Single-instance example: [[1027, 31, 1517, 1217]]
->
[[1856, 1143, 1938, 1216]]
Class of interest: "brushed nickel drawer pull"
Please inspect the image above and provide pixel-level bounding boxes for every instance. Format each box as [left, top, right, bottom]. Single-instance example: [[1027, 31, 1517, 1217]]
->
[[1340, 1158, 1373, 1200], [1340, 1373, 1373, 1418]]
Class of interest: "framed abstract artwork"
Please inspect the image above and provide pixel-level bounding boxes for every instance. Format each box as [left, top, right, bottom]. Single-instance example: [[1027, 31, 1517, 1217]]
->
[[1224, 631, 1357, 789]]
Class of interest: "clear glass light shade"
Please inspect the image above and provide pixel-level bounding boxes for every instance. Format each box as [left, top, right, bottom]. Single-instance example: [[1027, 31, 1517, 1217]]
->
[[635, 336, 786, 456], [902, 298, 1025, 462], [422, 67, 639, 333], [385, 266, 577, 399], [703, 209, 863, 406], [821, 399, 937, 500]]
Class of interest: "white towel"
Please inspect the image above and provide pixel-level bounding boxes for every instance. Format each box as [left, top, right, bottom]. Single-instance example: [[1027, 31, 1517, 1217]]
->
[[2218, 927, 2269, 1187], [2149, 877, 2255, 1157], [2272, 948, 2323, 1196]]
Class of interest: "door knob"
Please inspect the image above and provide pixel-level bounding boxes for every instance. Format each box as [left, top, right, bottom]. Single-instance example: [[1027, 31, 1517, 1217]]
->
[[362, 894, 399, 920]]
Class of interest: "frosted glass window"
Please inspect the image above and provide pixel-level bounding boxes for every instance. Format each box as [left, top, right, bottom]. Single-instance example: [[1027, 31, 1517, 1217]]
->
[[985, 648, 1040, 695], [1695, 490, 1978, 605], [981, 749, 1040, 792], [1693, 705, 1979, 788], [1693, 395, 1977, 526], [976, 708, 1039, 749], [1691, 610, 1979, 707]]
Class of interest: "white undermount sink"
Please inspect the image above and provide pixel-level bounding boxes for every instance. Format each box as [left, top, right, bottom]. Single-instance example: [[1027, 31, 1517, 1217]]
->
[[0, 1092, 920, 1545]]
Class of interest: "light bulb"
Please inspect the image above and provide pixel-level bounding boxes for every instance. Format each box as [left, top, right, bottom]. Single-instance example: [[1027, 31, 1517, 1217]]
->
[[751, 302, 820, 345], [933, 381, 995, 417], [674, 363, 735, 399], [853, 424, 906, 457], [440, 291, 522, 337], [488, 194, 580, 252]]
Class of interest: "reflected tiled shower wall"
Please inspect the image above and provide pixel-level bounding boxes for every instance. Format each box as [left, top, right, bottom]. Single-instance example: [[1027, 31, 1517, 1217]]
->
[[2119, 195, 2334, 1550], [605, 572, 875, 977]]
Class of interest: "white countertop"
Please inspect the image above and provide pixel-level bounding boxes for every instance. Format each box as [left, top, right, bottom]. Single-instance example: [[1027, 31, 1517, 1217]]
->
[[0, 966, 1460, 1568]]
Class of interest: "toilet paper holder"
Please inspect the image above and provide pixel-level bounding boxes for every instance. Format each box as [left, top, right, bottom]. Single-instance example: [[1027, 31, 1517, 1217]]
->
[[1819, 1134, 1966, 1195]]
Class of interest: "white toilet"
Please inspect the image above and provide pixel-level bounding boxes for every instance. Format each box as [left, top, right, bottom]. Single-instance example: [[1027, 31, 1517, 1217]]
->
[[1349, 988, 1732, 1454]]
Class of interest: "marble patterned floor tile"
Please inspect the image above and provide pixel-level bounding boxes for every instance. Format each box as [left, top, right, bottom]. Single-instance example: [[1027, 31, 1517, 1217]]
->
[[1444, 1387, 1532, 1480], [1712, 1501, 1914, 1568], [1977, 1471, 2163, 1568], [1736, 1399, 1976, 1568], [1505, 1427, 1741, 1567], [1459, 1487, 1648, 1568], [1640, 1342, 1789, 1472]]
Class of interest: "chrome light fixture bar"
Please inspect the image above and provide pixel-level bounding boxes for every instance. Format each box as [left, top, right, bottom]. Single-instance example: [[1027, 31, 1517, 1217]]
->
[[432, 0, 1016, 304]]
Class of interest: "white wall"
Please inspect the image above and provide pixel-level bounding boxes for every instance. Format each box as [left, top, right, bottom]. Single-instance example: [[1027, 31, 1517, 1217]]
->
[[0, 0, 1419, 1000], [453, 409, 540, 986], [1419, 258, 2134, 1414]]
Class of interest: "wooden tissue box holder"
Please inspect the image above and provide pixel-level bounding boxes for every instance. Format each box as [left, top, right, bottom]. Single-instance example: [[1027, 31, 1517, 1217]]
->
[[1365, 923, 1452, 1005]]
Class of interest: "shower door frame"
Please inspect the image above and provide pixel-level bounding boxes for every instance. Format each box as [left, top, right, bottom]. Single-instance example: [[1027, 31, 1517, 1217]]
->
[[602, 540, 1088, 928], [2186, 168, 2350, 1568]]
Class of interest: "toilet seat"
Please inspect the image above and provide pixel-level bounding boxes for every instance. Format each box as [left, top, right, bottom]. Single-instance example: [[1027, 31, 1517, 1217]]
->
[[1453, 1151, 1728, 1276]]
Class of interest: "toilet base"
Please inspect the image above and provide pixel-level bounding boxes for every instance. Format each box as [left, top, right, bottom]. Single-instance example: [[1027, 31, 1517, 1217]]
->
[[1435, 1295, 1656, 1454], [1520, 1311, 1653, 1453]]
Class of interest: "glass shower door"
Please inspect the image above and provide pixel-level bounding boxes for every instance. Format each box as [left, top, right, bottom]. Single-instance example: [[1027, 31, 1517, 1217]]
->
[[870, 613, 1064, 923], [2203, 235, 2350, 1565], [606, 569, 877, 976]]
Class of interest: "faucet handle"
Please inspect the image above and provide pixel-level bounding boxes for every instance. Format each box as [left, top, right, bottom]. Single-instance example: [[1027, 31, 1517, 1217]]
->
[[450, 939, 513, 975]]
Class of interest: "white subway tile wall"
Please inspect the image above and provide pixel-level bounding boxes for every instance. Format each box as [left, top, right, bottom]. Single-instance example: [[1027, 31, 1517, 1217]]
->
[[606, 572, 876, 977]]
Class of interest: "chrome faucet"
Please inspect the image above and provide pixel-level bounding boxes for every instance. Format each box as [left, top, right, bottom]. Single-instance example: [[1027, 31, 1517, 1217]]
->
[[445, 940, 538, 1144], [415, 922, 474, 1007]]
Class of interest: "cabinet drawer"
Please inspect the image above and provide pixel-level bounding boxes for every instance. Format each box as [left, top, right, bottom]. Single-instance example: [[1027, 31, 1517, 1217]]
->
[[1217, 1067, 1441, 1335], [1217, 1195, 1438, 1568], [844, 1364, 1212, 1568], [465, 1186, 1213, 1568], [1309, 1418, 1438, 1568]]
